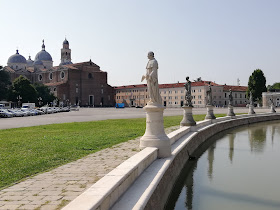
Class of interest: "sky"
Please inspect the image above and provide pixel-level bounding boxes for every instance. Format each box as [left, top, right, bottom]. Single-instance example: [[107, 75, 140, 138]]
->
[[0, 0, 279, 87]]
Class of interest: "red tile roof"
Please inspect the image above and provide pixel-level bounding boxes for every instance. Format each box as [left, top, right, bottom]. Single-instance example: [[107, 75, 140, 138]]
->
[[114, 81, 221, 89], [223, 85, 248, 92]]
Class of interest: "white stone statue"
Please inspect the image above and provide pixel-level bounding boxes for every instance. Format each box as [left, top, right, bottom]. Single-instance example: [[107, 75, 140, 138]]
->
[[141, 51, 162, 105]]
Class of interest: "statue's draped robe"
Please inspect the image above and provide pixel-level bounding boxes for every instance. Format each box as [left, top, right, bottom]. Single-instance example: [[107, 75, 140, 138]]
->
[[146, 58, 162, 104]]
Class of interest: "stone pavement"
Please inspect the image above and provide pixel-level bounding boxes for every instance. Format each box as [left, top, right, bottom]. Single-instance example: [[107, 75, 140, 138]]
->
[[0, 126, 178, 210], [0, 138, 141, 210]]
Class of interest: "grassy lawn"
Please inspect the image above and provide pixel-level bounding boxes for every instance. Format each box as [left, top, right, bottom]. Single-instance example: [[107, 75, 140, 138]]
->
[[0, 114, 226, 189]]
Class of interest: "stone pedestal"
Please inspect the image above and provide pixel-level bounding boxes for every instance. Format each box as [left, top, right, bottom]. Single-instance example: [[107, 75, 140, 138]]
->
[[227, 105, 235, 116], [248, 105, 255, 115], [140, 104, 171, 158], [180, 106, 196, 127], [270, 105, 276, 113], [205, 105, 216, 119]]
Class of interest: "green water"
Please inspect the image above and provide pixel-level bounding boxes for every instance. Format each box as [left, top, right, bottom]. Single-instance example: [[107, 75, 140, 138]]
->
[[166, 120, 280, 210]]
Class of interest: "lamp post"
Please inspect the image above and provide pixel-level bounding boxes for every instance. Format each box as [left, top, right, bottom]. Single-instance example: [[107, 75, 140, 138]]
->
[[17, 95, 22, 108], [38, 97, 43, 107]]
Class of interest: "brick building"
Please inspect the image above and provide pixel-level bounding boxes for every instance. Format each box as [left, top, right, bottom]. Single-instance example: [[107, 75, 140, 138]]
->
[[4, 39, 115, 107]]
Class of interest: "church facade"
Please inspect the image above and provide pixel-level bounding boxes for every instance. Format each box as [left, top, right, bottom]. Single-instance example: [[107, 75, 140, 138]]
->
[[4, 39, 115, 107]]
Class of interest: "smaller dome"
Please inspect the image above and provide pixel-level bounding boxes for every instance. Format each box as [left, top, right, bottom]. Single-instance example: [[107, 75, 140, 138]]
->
[[34, 59, 43, 65], [27, 56, 34, 67], [60, 61, 73, 66], [8, 50, 27, 64], [63, 38, 69, 45]]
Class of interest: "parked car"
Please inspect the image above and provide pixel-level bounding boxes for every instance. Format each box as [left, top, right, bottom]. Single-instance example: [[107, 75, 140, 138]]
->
[[8, 109, 23, 117], [0, 109, 13, 118]]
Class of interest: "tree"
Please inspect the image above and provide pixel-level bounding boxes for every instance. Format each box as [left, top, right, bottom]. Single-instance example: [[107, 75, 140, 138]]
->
[[0, 66, 11, 100], [8, 75, 37, 103], [268, 82, 280, 91], [247, 69, 267, 103], [33, 83, 56, 106]]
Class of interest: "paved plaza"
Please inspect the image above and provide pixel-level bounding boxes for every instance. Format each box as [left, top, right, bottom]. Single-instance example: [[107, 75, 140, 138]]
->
[[0, 107, 276, 209]]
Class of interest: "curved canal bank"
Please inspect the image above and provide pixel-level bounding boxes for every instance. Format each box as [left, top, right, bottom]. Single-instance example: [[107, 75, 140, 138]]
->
[[166, 120, 280, 210], [63, 113, 280, 210]]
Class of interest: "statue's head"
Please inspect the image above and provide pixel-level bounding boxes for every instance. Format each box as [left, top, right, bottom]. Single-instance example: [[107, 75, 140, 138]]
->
[[186, 76, 189, 81], [147, 51, 154, 59]]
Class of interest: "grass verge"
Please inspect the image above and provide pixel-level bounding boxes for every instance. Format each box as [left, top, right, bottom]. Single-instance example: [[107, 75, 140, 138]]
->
[[0, 114, 226, 189]]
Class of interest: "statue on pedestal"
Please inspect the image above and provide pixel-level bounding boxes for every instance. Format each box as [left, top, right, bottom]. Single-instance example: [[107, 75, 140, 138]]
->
[[141, 51, 162, 105], [184, 76, 192, 107], [206, 82, 213, 106], [249, 91, 254, 105], [229, 89, 233, 106], [140, 51, 170, 158]]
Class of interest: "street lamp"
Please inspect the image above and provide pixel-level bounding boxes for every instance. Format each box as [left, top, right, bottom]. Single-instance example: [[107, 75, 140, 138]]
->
[[38, 97, 43, 107], [17, 95, 22, 108]]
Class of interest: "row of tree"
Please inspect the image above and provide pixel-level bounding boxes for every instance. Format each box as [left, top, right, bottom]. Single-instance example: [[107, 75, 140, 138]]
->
[[0, 66, 55, 106]]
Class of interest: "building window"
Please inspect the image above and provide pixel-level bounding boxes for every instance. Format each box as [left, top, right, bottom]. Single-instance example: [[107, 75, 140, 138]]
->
[[60, 71, 65, 79], [88, 73, 93, 79], [101, 89, 104, 94], [38, 74, 43, 81], [225, 93, 227, 98], [53, 87, 57, 92], [49, 72, 53, 80], [76, 88, 78, 93]]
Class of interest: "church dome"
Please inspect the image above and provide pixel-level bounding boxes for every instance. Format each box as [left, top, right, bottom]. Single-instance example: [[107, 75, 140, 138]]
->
[[60, 61, 73, 66], [34, 59, 43, 65], [63, 38, 69, 45], [7, 50, 27, 64], [26, 56, 34, 67], [34, 40, 53, 62], [35, 50, 52, 61]]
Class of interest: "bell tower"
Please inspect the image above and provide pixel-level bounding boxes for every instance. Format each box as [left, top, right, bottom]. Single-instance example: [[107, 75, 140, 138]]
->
[[60, 38, 72, 65]]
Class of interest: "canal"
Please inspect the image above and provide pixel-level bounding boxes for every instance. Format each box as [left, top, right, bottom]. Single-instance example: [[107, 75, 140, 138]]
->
[[166, 120, 280, 210]]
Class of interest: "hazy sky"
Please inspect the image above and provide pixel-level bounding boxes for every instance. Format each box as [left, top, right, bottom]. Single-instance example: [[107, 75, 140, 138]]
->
[[1, 0, 279, 87]]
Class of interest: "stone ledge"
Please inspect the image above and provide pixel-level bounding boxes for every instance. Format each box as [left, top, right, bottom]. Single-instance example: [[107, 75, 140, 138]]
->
[[112, 113, 280, 210], [62, 147, 158, 210]]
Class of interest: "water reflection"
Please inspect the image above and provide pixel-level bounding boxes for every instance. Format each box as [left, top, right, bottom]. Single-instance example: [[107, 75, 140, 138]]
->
[[184, 164, 196, 210], [166, 120, 280, 210], [248, 126, 267, 153], [207, 143, 215, 180], [228, 133, 235, 163]]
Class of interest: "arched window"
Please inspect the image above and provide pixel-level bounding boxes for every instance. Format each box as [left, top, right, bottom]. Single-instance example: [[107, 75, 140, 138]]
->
[[49, 72, 53, 80], [88, 73, 93, 79], [60, 71, 65, 79], [66, 52, 67, 55], [38, 74, 43, 81]]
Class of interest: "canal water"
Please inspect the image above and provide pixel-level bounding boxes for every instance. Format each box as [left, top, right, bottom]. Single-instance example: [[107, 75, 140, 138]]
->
[[166, 120, 280, 210]]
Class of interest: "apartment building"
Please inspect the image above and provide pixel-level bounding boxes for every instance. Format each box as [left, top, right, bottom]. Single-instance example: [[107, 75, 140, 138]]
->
[[115, 81, 247, 108]]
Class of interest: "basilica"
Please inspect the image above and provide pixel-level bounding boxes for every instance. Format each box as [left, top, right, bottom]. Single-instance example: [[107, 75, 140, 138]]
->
[[4, 39, 115, 107]]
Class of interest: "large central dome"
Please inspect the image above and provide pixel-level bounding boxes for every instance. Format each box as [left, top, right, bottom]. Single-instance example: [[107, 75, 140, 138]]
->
[[35, 50, 52, 61], [34, 40, 52, 62]]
